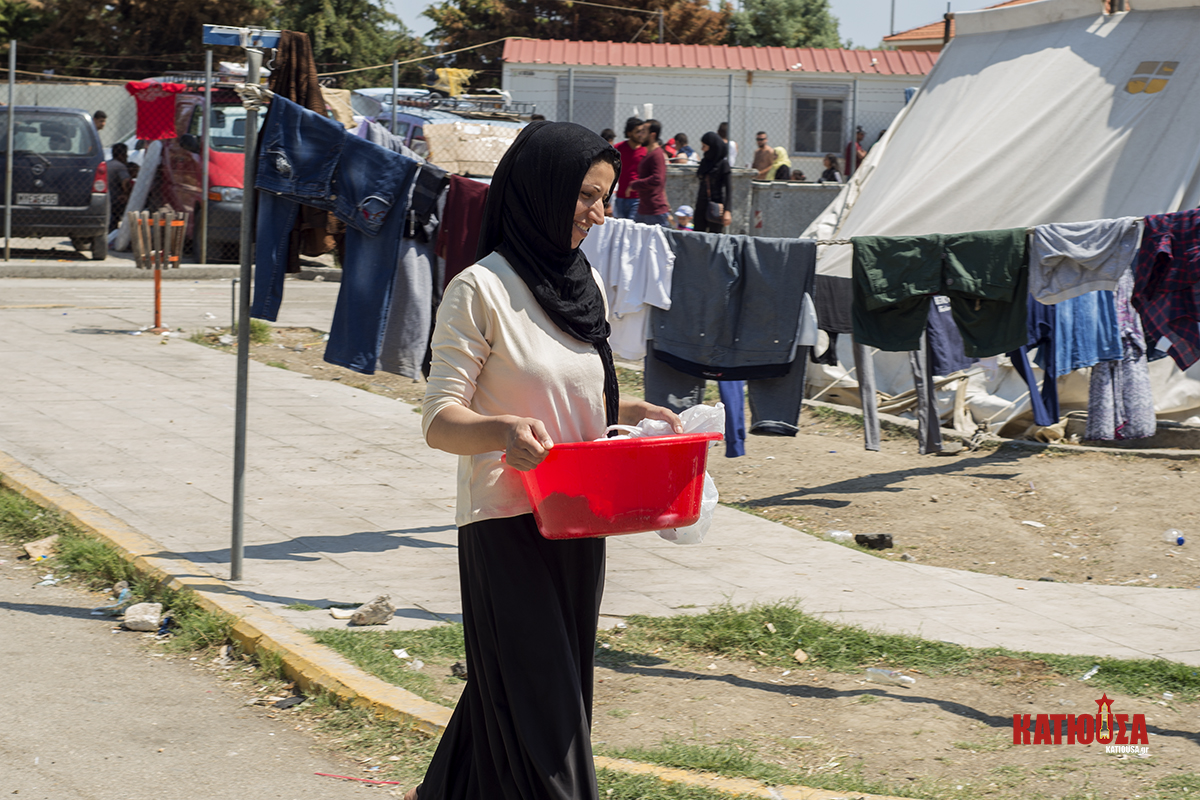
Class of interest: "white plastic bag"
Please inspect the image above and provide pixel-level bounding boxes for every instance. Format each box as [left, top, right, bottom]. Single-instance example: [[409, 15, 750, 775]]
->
[[597, 404, 723, 543], [657, 472, 718, 544], [601, 402, 726, 440], [599, 403, 724, 545]]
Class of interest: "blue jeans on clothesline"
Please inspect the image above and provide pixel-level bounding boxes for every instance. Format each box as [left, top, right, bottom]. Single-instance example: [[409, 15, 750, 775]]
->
[[253, 95, 419, 374]]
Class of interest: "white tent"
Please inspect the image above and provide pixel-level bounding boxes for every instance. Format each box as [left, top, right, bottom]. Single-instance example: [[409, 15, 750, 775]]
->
[[804, 0, 1200, 434]]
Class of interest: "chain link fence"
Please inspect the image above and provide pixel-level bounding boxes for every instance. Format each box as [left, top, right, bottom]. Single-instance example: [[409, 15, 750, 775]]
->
[[1, 39, 915, 262], [0, 65, 131, 261], [507, 75, 911, 185]]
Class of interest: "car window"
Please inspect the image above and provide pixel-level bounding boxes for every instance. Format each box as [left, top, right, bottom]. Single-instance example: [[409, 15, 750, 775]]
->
[[0, 113, 97, 156], [188, 104, 264, 153]]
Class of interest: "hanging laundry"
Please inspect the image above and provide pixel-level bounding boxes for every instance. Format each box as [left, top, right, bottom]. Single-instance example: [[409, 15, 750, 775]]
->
[[1006, 295, 1059, 428], [269, 30, 339, 272], [438, 175, 489, 289], [851, 229, 1028, 358], [378, 238, 436, 379], [811, 272, 880, 451], [925, 295, 973, 375], [405, 163, 449, 243], [356, 118, 425, 161], [814, 274, 852, 335], [1044, 290, 1121, 376], [908, 333, 943, 454], [1132, 208, 1200, 370], [718, 381, 747, 457], [644, 343, 814, 439], [1029, 217, 1141, 304], [251, 96, 419, 374], [124, 82, 187, 140], [578, 217, 674, 361], [270, 31, 326, 114], [651, 231, 818, 380], [1087, 267, 1156, 441], [646, 232, 817, 438]]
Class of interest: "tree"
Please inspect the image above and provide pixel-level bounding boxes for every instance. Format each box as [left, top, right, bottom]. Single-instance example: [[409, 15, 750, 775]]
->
[[728, 0, 841, 49], [0, 0, 50, 43], [423, 0, 732, 86], [21, 0, 274, 80], [275, 0, 430, 89]]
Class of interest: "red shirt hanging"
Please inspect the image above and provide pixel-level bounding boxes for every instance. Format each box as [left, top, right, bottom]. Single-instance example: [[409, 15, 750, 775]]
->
[[125, 82, 188, 140]]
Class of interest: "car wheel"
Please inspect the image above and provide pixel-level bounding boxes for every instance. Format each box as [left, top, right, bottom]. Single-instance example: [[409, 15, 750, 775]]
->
[[91, 232, 108, 261]]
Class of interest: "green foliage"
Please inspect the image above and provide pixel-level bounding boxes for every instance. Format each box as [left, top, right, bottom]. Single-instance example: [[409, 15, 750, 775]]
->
[[0, 488, 77, 544], [22, 0, 274, 80], [306, 625, 467, 704], [614, 601, 1200, 701], [1154, 773, 1200, 799], [728, 0, 841, 49], [0, 0, 49, 41], [595, 766, 760, 799], [233, 317, 273, 345], [424, 0, 731, 84], [274, 0, 429, 89]]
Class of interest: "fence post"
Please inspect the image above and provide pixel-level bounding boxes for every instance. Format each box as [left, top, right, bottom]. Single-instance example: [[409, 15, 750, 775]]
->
[[726, 72, 733, 155], [4, 40, 14, 262], [231, 48, 262, 583], [850, 78, 859, 176], [199, 49, 212, 264], [567, 67, 574, 123], [391, 60, 398, 134]]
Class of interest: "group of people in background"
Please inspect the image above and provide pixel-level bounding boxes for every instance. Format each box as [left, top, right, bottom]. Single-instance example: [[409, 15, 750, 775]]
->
[[597, 117, 883, 231], [599, 115, 731, 232]]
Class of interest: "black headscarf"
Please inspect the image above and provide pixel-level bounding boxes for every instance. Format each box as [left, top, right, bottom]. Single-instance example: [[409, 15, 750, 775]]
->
[[476, 120, 623, 428], [696, 131, 729, 177]]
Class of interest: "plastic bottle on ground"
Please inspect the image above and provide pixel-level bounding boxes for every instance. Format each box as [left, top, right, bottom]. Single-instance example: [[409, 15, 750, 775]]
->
[[1163, 529, 1185, 546], [864, 667, 916, 687]]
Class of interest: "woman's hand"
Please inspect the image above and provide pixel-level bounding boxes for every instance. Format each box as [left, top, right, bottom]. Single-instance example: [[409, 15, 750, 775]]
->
[[504, 416, 554, 471], [722, 209, 732, 227], [619, 397, 684, 433]]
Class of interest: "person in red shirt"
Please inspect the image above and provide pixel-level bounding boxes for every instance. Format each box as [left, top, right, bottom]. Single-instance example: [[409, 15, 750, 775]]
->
[[630, 119, 670, 227], [611, 116, 646, 219], [844, 126, 867, 178]]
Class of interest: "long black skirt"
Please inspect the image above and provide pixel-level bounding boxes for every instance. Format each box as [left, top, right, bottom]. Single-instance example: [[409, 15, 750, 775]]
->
[[416, 514, 606, 800]]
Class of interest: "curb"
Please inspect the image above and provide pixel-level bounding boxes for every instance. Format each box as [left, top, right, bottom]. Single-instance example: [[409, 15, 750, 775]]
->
[[0, 449, 922, 800], [0, 450, 449, 736], [0, 263, 242, 280]]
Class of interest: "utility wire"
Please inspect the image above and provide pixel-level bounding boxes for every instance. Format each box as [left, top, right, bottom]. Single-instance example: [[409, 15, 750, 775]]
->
[[316, 35, 528, 77]]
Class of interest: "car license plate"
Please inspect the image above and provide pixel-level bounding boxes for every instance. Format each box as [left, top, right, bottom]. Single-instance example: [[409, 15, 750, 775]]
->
[[16, 193, 59, 206]]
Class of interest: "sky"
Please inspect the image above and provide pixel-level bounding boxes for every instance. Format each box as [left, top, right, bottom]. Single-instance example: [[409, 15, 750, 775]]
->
[[383, 0, 1000, 52]]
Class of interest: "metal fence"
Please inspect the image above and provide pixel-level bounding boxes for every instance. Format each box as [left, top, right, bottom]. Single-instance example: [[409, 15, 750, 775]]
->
[[517, 76, 909, 185], [0, 36, 910, 263]]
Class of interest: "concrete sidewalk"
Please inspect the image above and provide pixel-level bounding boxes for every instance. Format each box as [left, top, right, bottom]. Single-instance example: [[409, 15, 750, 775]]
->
[[1, 277, 1197, 666]]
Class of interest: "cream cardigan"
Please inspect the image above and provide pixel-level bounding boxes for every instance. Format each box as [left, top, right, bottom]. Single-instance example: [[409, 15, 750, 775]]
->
[[422, 252, 608, 527]]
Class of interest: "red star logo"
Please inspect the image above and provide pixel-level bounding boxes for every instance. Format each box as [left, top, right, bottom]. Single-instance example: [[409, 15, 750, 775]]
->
[[1095, 693, 1114, 714]]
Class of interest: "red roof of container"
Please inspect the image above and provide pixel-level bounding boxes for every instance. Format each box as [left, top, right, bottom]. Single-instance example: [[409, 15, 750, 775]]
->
[[502, 38, 937, 76]]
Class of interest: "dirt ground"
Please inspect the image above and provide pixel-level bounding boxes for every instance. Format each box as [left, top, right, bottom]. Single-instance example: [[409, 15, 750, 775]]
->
[[237, 326, 1200, 591], [193, 325, 1200, 798]]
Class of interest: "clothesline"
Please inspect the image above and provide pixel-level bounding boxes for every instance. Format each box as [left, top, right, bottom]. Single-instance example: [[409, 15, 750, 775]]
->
[[817, 229, 1050, 246]]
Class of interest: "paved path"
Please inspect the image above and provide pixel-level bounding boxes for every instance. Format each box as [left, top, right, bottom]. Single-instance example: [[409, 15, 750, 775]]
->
[[1, 277, 1197, 666]]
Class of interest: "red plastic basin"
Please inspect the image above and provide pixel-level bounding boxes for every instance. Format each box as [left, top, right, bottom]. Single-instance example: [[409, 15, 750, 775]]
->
[[514, 432, 722, 539]]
